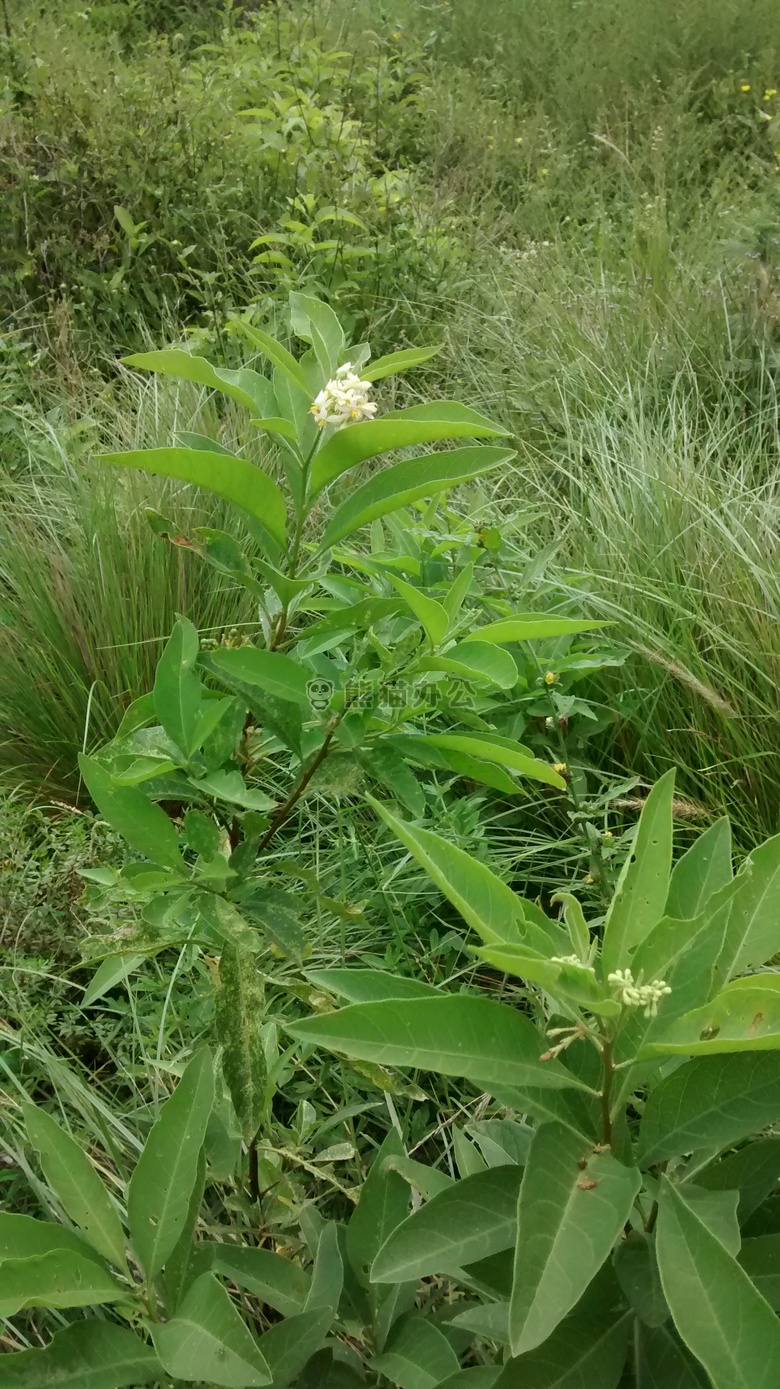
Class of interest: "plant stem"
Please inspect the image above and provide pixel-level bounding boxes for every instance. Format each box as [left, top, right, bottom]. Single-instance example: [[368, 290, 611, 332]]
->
[[256, 718, 341, 855], [600, 1035, 614, 1147], [1, 0, 10, 40]]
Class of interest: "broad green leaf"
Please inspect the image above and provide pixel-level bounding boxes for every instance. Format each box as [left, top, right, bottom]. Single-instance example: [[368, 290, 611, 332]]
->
[[290, 292, 344, 377], [358, 745, 426, 816], [347, 1130, 410, 1284], [254, 415, 299, 443], [471, 616, 608, 644], [717, 832, 780, 978], [127, 1048, 214, 1279], [24, 1105, 127, 1270], [199, 655, 303, 756], [153, 616, 202, 757], [638, 1052, 780, 1166], [601, 769, 676, 975], [680, 1186, 740, 1256], [79, 754, 186, 872], [656, 1178, 780, 1389], [84, 953, 146, 1008], [642, 975, 780, 1056], [451, 1301, 509, 1342], [152, 1272, 271, 1387], [306, 1221, 343, 1317], [0, 1250, 122, 1317], [415, 734, 566, 789], [195, 769, 276, 812], [235, 320, 310, 393], [467, 1118, 534, 1169], [494, 1311, 632, 1389], [206, 1243, 310, 1317], [208, 646, 312, 706], [287, 995, 596, 1096], [321, 447, 512, 548], [614, 1232, 669, 1326], [437, 1371, 500, 1389], [738, 1235, 780, 1308], [370, 798, 541, 948], [509, 1123, 641, 1355], [311, 403, 508, 494], [389, 576, 449, 645], [123, 348, 275, 417], [372, 1165, 522, 1283], [306, 967, 440, 1004], [385, 734, 523, 795], [0, 1322, 161, 1389], [666, 817, 732, 920], [633, 1323, 709, 1389], [164, 1146, 206, 1313], [100, 448, 287, 548], [420, 640, 518, 690], [0, 1213, 107, 1266], [694, 1137, 780, 1220], [372, 1314, 460, 1389], [361, 345, 442, 382], [256, 1307, 332, 1387], [244, 890, 307, 957]]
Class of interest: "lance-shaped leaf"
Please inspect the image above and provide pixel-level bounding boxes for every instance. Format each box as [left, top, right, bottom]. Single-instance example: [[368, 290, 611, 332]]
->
[[127, 1048, 214, 1279], [389, 576, 449, 646], [509, 1122, 641, 1355], [23, 1105, 127, 1270], [78, 754, 186, 873], [601, 769, 675, 975], [694, 1137, 780, 1221], [631, 1323, 708, 1389], [372, 1313, 460, 1389], [361, 345, 442, 382], [123, 349, 276, 417], [321, 447, 513, 548], [290, 292, 344, 377], [207, 646, 312, 706], [420, 640, 518, 690], [0, 1322, 162, 1388], [310, 403, 508, 494], [614, 1231, 669, 1327], [234, 320, 310, 393], [438, 1371, 501, 1389], [0, 1212, 110, 1266], [347, 1130, 410, 1285], [306, 968, 440, 1004], [638, 1052, 780, 1166], [471, 615, 608, 644], [205, 1243, 311, 1317], [372, 1165, 522, 1283], [656, 1178, 780, 1389], [0, 1250, 122, 1317], [99, 448, 287, 548], [286, 995, 596, 1096], [717, 832, 780, 979], [417, 734, 566, 789], [665, 816, 733, 920], [495, 1311, 632, 1389], [738, 1235, 780, 1308], [153, 616, 202, 758], [358, 745, 426, 816], [642, 974, 780, 1057], [255, 1307, 332, 1386], [152, 1272, 271, 1386]]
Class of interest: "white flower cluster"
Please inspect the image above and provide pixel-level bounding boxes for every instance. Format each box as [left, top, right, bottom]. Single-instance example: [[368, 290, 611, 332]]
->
[[608, 968, 672, 1018], [551, 954, 594, 971], [310, 363, 377, 429]]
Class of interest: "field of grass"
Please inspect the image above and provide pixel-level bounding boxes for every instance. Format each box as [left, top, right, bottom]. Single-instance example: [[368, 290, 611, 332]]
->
[[3, 1, 780, 1381]]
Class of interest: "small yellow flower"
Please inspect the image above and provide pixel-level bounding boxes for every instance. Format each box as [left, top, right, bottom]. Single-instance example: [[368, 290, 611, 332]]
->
[[602, 829, 614, 842], [544, 671, 559, 685], [740, 83, 752, 93], [585, 873, 595, 885], [392, 30, 401, 39], [540, 167, 549, 176], [553, 761, 568, 775], [515, 136, 523, 144], [765, 88, 778, 99]]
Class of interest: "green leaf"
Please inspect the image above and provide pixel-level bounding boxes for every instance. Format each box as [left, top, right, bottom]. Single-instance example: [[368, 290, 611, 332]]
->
[[152, 1272, 272, 1386], [372, 1314, 460, 1389], [601, 769, 676, 975], [286, 996, 596, 1096], [234, 320, 310, 394], [414, 734, 566, 789], [123, 348, 276, 417], [305, 968, 440, 1003], [164, 1146, 206, 1312], [680, 1186, 740, 1256], [290, 292, 344, 377], [361, 345, 442, 382], [215, 945, 266, 1143], [359, 745, 426, 816], [347, 1130, 410, 1285], [386, 734, 523, 795], [369, 798, 533, 946], [23, 1105, 127, 1270], [78, 754, 186, 872], [694, 1137, 780, 1221], [614, 1232, 669, 1326], [321, 447, 512, 548], [99, 448, 287, 548], [0, 1250, 122, 1317], [208, 646, 312, 706], [0, 1322, 161, 1388], [642, 975, 780, 1056], [200, 654, 303, 756], [420, 641, 518, 690], [471, 616, 608, 644], [306, 1221, 343, 1317], [195, 769, 276, 812], [311, 403, 508, 494], [389, 576, 449, 645], [372, 1165, 522, 1283], [153, 616, 202, 758], [634, 1323, 710, 1389], [436, 1372, 500, 1389], [738, 1235, 780, 1308], [254, 415, 300, 443], [82, 954, 147, 1006], [656, 1178, 780, 1389], [494, 1312, 632, 1389], [717, 832, 780, 978], [0, 1213, 107, 1266], [256, 1308, 332, 1387], [666, 817, 733, 920], [127, 1048, 214, 1279], [206, 1244, 311, 1317], [509, 1123, 641, 1354], [638, 1052, 780, 1166]]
